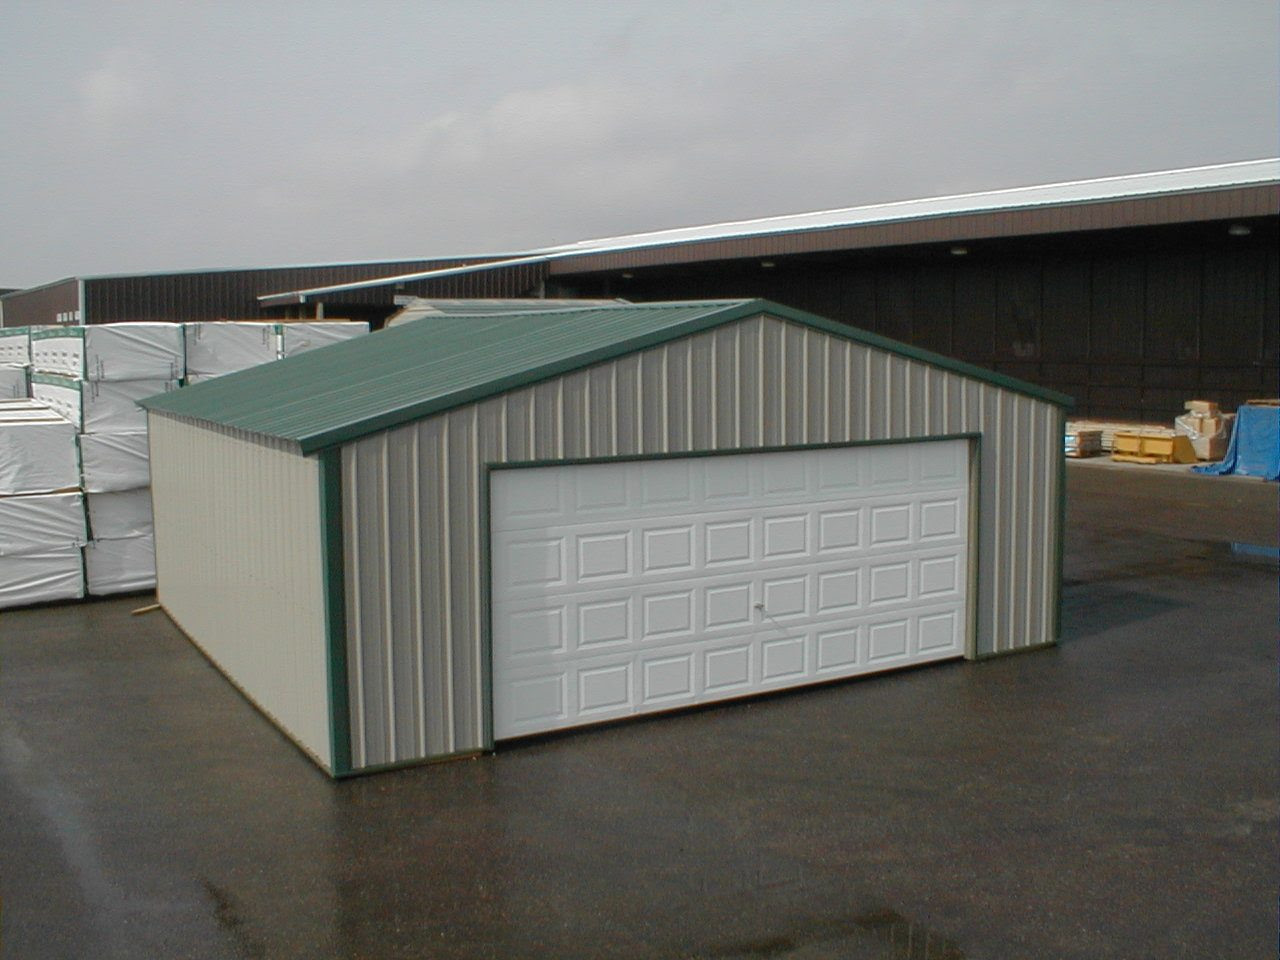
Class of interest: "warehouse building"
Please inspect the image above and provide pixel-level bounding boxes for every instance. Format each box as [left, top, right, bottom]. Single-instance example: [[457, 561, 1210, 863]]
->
[[260, 159, 1280, 421], [142, 299, 1070, 776], [9, 159, 1275, 418], [0, 255, 543, 328]]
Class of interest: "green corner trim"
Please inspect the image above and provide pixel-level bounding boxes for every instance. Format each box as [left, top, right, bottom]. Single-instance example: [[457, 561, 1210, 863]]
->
[[319, 448, 352, 776], [1053, 407, 1068, 642]]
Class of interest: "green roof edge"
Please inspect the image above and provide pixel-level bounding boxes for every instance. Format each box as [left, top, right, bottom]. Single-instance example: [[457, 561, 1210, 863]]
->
[[148, 298, 1075, 453]]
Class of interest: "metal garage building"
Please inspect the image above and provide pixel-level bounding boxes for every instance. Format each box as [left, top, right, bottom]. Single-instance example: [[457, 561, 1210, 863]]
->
[[141, 299, 1071, 777]]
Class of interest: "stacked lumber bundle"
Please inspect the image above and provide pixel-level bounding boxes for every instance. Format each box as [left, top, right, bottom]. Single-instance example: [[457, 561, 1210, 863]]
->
[[1064, 426, 1103, 458], [29, 324, 184, 595], [0, 319, 371, 608], [0, 327, 32, 399], [0, 399, 86, 608], [183, 320, 369, 382], [1110, 429, 1198, 464]]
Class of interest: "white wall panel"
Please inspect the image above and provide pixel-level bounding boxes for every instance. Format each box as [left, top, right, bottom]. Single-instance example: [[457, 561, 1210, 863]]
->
[[149, 414, 332, 770]]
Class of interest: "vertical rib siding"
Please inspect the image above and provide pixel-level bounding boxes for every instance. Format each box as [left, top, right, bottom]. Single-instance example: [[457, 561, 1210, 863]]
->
[[149, 414, 332, 769], [341, 313, 1062, 768]]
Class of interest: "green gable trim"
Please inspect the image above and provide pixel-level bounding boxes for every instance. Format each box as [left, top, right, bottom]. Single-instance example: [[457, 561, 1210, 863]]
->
[[140, 299, 1073, 453], [0, 326, 29, 338]]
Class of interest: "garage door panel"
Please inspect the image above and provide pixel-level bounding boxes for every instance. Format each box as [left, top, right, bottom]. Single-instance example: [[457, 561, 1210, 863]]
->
[[492, 550, 967, 663], [491, 497, 965, 602], [496, 599, 967, 737], [491, 442, 969, 739], [490, 444, 964, 533], [495, 613, 965, 739]]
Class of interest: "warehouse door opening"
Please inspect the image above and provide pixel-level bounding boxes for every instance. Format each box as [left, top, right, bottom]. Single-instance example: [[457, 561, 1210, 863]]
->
[[489, 440, 972, 740]]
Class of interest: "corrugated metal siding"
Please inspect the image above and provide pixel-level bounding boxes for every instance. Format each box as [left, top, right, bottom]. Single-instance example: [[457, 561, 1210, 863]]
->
[[0, 279, 80, 327], [149, 414, 333, 770], [311, 261, 548, 308], [559, 233, 1279, 420], [80, 259, 515, 322], [341, 312, 1061, 769]]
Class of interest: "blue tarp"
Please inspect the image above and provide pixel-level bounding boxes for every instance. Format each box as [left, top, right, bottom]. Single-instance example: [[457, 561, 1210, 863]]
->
[[1193, 404, 1280, 481]]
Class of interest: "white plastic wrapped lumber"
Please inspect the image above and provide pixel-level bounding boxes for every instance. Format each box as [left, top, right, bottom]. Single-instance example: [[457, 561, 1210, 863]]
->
[[0, 492, 87, 555], [277, 321, 370, 358], [184, 322, 279, 376], [31, 324, 185, 381], [30, 374, 177, 433], [0, 546, 85, 608], [84, 534, 155, 595], [0, 328, 30, 366], [79, 433, 150, 492], [86, 489, 153, 539], [0, 406, 79, 495], [0, 365, 28, 398]]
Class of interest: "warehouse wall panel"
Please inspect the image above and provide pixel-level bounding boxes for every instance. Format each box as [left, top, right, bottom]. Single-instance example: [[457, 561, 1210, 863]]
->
[[149, 415, 333, 769], [340, 313, 1062, 769]]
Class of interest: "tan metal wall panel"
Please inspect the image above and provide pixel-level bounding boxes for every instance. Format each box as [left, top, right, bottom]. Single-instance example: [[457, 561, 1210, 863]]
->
[[341, 313, 1063, 768], [149, 414, 332, 769]]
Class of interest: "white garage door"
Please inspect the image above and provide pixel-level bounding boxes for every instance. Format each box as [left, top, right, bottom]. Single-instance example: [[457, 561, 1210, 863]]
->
[[490, 440, 970, 740]]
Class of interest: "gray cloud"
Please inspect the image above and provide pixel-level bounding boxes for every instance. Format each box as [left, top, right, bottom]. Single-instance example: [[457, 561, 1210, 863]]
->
[[1, 0, 1275, 286]]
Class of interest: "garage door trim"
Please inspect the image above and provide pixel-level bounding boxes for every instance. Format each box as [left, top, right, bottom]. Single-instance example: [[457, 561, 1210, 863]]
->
[[479, 432, 982, 748]]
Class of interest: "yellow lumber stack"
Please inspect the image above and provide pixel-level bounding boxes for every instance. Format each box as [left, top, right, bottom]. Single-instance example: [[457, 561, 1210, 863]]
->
[[1111, 429, 1198, 464]]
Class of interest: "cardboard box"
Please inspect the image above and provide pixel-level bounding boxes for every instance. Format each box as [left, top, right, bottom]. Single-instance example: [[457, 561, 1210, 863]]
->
[[1183, 399, 1220, 415], [1191, 435, 1228, 461]]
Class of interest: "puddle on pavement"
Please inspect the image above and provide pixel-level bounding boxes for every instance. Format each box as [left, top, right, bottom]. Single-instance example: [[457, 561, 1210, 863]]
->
[[1065, 537, 1279, 587], [854, 909, 966, 959], [691, 909, 964, 959]]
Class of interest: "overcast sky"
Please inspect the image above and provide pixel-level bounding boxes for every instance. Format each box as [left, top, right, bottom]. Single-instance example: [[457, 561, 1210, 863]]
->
[[1, 1, 1276, 287]]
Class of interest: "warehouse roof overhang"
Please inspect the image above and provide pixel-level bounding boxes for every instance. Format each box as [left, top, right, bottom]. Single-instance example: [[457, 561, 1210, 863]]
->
[[141, 299, 1073, 454], [254, 158, 1280, 305]]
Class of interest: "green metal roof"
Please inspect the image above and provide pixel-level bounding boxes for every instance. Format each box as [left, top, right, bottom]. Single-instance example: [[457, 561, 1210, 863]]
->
[[141, 299, 1073, 453]]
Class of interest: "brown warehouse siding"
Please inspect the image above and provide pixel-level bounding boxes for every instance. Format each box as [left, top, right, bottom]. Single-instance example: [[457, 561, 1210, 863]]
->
[[80, 258, 512, 323], [553, 227, 1278, 422], [296, 260, 549, 311], [0, 278, 80, 327]]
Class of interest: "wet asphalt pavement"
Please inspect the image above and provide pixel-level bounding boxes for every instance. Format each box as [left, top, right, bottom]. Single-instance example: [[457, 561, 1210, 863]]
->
[[1, 461, 1276, 959]]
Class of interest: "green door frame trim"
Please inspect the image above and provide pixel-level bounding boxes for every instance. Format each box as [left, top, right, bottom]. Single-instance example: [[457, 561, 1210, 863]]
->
[[318, 447, 353, 777], [481, 432, 987, 751]]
